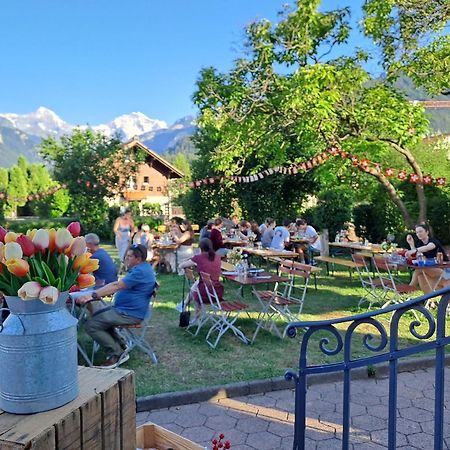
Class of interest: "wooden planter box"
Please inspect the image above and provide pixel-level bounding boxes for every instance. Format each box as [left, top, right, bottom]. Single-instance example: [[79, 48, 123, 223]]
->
[[136, 422, 205, 450], [0, 366, 135, 449]]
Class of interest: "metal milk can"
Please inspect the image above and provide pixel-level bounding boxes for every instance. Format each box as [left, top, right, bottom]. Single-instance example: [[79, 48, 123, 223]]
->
[[0, 291, 79, 414]]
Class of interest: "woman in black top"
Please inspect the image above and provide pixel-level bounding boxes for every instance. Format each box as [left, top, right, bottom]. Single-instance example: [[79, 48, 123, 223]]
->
[[405, 223, 449, 293]]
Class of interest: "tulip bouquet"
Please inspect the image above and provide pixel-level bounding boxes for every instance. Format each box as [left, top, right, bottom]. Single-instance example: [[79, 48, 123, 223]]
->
[[0, 222, 99, 304]]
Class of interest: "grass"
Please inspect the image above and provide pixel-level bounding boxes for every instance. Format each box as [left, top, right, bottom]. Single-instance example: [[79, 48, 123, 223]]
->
[[84, 244, 446, 397]]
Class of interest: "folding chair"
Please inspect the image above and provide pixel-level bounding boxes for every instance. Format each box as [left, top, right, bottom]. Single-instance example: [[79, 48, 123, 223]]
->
[[252, 260, 311, 342], [183, 268, 211, 336], [352, 253, 386, 308], [372, 255, 418, 309], [200, 271, 250, 349], [115, 292, 158, 364]]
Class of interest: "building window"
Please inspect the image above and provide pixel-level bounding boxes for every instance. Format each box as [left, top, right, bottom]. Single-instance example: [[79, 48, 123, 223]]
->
[[140, 185, 146, 190], [149, 186, 153, 191], [157, 186, 162, 192], [143, 176, 149, 184]]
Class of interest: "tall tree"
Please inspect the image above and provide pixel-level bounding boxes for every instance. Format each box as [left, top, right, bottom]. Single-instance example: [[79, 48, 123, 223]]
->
[[363, 0, 450, 95], [190, 0, 445, 227], [40, 129, 140, 231]]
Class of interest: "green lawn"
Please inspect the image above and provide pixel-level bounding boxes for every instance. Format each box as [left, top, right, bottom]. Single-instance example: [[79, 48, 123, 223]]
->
[[85, 245, 443, 397]]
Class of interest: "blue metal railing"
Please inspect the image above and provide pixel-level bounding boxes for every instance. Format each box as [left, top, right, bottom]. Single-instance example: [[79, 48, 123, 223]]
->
[[285, 286, 450, 450]]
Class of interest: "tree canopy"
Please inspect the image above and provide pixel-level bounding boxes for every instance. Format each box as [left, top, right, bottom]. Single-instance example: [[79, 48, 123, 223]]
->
[[184, 0, 449, 231]]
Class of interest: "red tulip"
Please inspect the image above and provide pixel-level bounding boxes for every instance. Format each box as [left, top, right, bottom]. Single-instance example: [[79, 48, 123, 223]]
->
[[67, 221, 81, 238], [6, 258, 30, 277], [69, 284, 80, 293], [16, 235, 36, 257], [0, 226, 7, 243]]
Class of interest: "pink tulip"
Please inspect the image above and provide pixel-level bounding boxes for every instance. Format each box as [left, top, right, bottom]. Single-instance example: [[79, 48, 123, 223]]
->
[[0, 226, 7, 243], [67, 236, 86, 257], [4, 242, 23, 261], [18, 281, 42, 300], [55, 228, 73, 251], [39, 286, 59, 305], [6, 258, 30, 277], [32, 229, 50, 252], [16, 235, 36, 257], [67, 222, 81, 238]]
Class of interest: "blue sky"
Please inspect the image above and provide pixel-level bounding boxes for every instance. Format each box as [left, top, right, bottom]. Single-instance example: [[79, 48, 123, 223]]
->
[[0, 0, 372, 126]]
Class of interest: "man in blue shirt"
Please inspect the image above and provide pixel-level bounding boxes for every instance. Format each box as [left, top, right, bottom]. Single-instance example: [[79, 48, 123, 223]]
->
[[85, 233, 118, 285], [78, 244, 156, 368]]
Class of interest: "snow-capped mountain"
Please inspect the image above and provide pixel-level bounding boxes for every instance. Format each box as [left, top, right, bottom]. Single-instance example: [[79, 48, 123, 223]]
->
[[0, 107, 197, 168], [0, 107, 73, 138], [92, 112, 168, 141]]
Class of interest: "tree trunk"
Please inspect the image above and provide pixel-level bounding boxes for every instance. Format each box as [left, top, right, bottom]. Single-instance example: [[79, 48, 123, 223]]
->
[[384, 140, 428, 223], [363, 167, 414, 228]]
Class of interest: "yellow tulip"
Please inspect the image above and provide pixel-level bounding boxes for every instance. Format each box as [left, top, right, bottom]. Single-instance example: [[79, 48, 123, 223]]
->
[[72, 253, 92, 270], [4, 232, 19, 243], [48, 228, 57, 252], [79, 258, 100, 274], [26, 229, 37, 240]]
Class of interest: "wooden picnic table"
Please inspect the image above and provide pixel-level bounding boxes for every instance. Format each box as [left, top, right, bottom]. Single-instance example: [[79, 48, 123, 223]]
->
[[242, 247, 299, 259], [329, 242, 385, 253]]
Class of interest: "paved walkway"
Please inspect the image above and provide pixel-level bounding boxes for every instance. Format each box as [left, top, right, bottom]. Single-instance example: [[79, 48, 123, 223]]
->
[[137, 366, 450, 449]]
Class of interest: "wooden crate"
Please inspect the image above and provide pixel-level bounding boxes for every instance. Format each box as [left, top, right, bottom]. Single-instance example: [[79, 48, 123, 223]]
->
[[0, 366, 135, 449], [136, 423, 205, 450]]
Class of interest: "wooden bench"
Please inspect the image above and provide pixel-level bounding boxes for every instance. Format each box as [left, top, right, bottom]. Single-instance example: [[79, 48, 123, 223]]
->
[[0, 366, 135, 449], [315, 255, 364, 280]]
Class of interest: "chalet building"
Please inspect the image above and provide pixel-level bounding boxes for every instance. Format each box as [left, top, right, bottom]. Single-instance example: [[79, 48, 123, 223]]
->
[[120, 137, 184, 217]]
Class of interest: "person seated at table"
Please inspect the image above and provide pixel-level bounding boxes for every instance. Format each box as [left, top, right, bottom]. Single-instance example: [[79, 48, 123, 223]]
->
[[199, 220, 214, 240], [270, 219, 291, 250], [132, 224, 154, 261], [236, 220, 251, 241], [405, 223, 450, 294], [249, 221, 262, 243], [174, 219, 195, 275], [85, 233, 118, 286], [179, 238, 224, 320], [295, 219, 321, 263], [261, 218, 276, 248], [210, 217, 228, 257], [76, 244, 156, 368], [169, 217, 182, 239], [344, 222, 361, 243]]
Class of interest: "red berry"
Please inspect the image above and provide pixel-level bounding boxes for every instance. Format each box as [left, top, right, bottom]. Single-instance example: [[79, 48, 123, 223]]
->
[[212, 439, 218, 444], [219, 433, 225, 439], [225, 441, 231, 449], [218, 443, 223, 448]]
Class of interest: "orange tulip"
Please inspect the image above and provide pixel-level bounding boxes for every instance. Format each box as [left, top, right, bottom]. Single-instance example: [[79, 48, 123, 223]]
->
[[6, 258, 30, 277], [72, 252, 92, 270], [76, 273, 95, 289], [48, 228, 57, 252], [79, 258, 99, 274]]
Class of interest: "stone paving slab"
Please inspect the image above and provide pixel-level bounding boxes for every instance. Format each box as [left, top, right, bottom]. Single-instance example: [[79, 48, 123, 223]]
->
[[137, 366, 450, 449]]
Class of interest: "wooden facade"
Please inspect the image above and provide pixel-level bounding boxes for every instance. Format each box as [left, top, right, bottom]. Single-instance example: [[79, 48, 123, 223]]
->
[[121, 138, 184, 216]]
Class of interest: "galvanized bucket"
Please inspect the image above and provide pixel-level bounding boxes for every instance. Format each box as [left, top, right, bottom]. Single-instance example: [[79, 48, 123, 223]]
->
[[0, 291, 79, 414]]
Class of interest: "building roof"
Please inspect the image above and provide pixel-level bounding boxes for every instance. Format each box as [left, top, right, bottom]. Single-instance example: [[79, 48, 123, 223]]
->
[[123, 137, 184, 178]]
